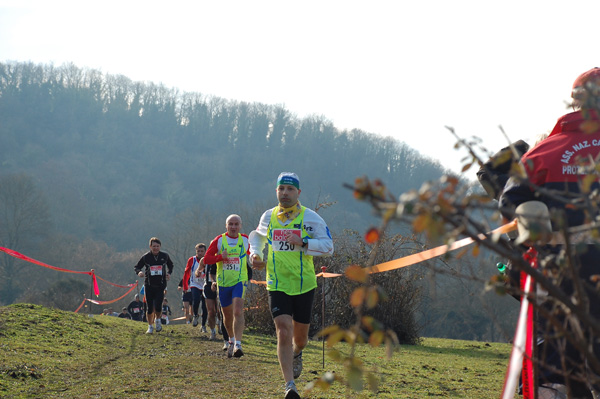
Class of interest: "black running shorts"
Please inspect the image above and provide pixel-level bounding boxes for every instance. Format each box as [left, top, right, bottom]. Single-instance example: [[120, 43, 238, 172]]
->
[[268, 289, 315, 324]]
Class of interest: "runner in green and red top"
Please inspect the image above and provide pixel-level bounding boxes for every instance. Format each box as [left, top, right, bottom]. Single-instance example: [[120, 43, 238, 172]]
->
[[203, 214, 249, 358], [249, 172, 333, 399]]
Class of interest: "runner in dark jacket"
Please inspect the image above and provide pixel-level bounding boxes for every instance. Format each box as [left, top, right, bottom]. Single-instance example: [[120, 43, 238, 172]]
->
[[127, 294, 144, 322], [134, 237, 174, 334]]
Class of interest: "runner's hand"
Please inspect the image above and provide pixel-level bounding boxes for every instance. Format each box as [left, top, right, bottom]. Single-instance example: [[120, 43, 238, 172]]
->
[[138, 271, 144, 277], [287, 234, 302, 246], [250, 254, 266, 270]]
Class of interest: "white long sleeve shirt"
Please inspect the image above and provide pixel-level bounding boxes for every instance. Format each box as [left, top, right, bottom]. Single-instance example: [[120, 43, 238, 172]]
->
[[249, 206, 334, 259]]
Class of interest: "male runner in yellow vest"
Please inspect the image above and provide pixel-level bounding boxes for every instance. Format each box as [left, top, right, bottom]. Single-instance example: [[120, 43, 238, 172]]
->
[[204, 214, 249, 358], [249, 172, 333, 399]]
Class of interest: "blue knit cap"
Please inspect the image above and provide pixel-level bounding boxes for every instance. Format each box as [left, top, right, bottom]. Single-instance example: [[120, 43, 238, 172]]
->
[[277, 172, 300, 189]]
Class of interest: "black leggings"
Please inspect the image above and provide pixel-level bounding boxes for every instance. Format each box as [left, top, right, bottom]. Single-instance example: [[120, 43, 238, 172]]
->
[[220, 306, 228, 341], [145, 285, 165, 314], [191, 287, 207, 326]]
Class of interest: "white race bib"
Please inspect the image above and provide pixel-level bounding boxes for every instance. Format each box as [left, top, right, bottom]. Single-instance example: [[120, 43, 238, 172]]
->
[[272, 229, 301, 252], [223, 257, 241, 271], [149, 265, 163, 276]]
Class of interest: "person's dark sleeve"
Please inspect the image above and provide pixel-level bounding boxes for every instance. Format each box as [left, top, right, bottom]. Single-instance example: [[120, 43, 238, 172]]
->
[[205, 264, 216, 284], [477, 140, 530, 200], [134, 255, 146, 275], [166, 254, 174, 275], [498, 175, 536, 221]]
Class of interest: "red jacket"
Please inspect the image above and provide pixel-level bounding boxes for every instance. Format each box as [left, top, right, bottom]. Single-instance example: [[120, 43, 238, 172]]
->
[[500, 110, 600, 227], [182, 256, 202, 291]]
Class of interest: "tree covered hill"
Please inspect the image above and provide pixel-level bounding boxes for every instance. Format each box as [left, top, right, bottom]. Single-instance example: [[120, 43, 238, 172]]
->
[[0, 62, 519, 345], [0, 61, 450, 251]]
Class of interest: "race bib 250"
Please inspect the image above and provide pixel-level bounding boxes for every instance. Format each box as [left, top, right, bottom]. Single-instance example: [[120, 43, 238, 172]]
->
[[272, 229, 301, 252]]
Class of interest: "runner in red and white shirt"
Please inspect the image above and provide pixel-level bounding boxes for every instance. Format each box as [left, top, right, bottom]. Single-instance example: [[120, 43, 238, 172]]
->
[[182, 243, 209, 330]]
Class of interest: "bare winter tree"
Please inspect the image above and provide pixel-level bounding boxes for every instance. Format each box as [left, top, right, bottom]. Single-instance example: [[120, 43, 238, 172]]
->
[[0, 173, 52, 304], [321, 69, 600, 398], [344, 117, 600, 398]]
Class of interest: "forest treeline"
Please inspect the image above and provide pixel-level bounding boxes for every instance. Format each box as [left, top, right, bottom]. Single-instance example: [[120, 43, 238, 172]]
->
[[0, 61, 448, 250], [0, 61, 517, 342]]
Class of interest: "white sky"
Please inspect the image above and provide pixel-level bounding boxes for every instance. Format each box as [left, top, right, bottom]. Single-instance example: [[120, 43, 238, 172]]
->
[[1, 0, 598, 176]]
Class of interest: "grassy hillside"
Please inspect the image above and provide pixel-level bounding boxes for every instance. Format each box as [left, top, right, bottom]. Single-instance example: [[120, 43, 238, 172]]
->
[[0, 304, 515, 398]]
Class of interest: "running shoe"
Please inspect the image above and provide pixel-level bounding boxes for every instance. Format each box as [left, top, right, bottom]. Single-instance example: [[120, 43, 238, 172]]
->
[[192, 315, 199, 327], [145, 325, 154, 334], [201, 325, 207, 333], [233, 344, 244, 358], [209, 330, 217, 341], [292, 351, 303, 379], [222, 341, 229, 351], [227, 342, 234, 358], [284, 381, 300, 399], [155, 319, 162, 332]]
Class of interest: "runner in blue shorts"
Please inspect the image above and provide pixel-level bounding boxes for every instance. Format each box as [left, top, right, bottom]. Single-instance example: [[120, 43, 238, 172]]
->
[[204, 214, 250, 358]]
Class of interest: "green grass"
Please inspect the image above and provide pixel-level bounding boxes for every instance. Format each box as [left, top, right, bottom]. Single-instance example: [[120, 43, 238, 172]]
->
[[0, 304, 516, 398]]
